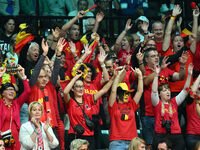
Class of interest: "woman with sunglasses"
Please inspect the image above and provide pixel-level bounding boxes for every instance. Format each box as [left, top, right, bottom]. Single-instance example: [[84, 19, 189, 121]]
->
[[108, 67, 143, 150]]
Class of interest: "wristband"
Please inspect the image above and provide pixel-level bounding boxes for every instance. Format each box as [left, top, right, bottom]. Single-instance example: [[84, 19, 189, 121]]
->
[[101, 64, 105, 68], [171, 16, 176, 20], [21, 75, 27, 80]]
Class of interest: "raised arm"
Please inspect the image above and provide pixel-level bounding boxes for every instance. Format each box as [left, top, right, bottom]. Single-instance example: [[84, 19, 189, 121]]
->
[[136, 48, 145, 75], [133, 68, 143, 104], [151, 65, 160, 106], [50, 38, 66, 86], [162, 5, 182, 52], [92, 12, 104, 33], [176, 63, 193, 105], [98, 47, 109, 85], [94, 76, 114, 103], [60, 11, 85, 37], [114, 19, 132, 53], [190, 8, 199, 54], [109, 67, 126, 107], [63, 73, 82, 103], [29, 39, 48, 87]]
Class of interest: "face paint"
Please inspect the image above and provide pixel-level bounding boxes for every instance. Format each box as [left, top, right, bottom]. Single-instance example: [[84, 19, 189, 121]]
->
[[123, 91, 130, 102]]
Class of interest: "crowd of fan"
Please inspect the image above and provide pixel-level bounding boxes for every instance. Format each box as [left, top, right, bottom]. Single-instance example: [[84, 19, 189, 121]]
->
[[1, 0, 200, 150]]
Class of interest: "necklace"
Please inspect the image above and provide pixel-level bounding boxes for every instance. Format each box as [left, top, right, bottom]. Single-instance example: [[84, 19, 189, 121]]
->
[[2, 98, 12, 108]]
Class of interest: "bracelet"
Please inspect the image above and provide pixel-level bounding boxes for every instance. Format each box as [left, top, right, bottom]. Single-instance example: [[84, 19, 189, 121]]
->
[[171, 16, 176, 20], [101, 64, 105, 68], [56, 54, 61, 58], [53, 39, 58, 42], [21, 75, 27, 80], [51, 56, 56, 60], [34, 129, 39, 134]]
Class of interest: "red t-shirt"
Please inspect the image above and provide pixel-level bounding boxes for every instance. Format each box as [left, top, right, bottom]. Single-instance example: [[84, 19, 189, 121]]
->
[[63, 40, 83, 68], [193, 42, 200, 72], [84, 72, 102, 115], [108, 98, 139, 141], [144, 66, 175, 116], [153, 98, 181, 134], [67, 94, 95, 136], [118, 49, 134, 66], [186, 101, 200, 135], [163, 48, 194, 92], [155, 41, 163, 57]]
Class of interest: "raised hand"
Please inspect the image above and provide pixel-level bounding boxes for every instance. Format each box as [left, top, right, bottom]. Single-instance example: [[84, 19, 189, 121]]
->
[[84, 43, 92, 55], [91, 32, 100, 41], [172, 5, 182, 17], [161, 57, 170, 70], [96, 12, 104, 23], [125, 19, 133, 31], [133, 67, 142, 78], [69, 41, 76, 54], [141, 21, 149, 33], [52, 27, 60, 40], [193, 7, 200, 17], [56, 38, 66, 55], [77, 11, 85, 19], [41, 38, 48, 56], [43, 117, 50, 132], [188, 63, 194, 75], [0, 67, 6, 77], [136, 47, 144, 63], [176, 16, 182, 27], [179, 51, 189, 65], [17, 64, 26, 79], [98, 48, 108, 65]]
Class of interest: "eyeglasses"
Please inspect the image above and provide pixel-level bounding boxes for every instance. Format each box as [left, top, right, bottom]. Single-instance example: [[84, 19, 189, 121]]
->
[[74, 85, 84, 89]]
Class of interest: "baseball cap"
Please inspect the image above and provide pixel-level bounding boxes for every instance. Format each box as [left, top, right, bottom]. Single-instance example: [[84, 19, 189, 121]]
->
[[117, 83, 134, 93], [135, 16, 149, 24]]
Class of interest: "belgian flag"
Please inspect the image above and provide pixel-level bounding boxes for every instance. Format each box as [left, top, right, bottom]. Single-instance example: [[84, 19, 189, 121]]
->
[[15, 23, 35, 53]]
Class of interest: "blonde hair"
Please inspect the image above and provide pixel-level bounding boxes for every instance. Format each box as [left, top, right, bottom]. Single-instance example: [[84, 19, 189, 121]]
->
[[28, 101, 43, 117], [128, 137, 146, 150]]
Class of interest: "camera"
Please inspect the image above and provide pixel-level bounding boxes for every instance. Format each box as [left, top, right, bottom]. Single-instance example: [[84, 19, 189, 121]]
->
[[162, 120, 171, 134]]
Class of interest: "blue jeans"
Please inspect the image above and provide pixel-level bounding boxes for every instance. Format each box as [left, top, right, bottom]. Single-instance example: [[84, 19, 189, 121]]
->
[[109, 140, 131, 150], [20, 103, 29, 124], [186, 134, 200, 150], [141, 116, 155, 145]]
